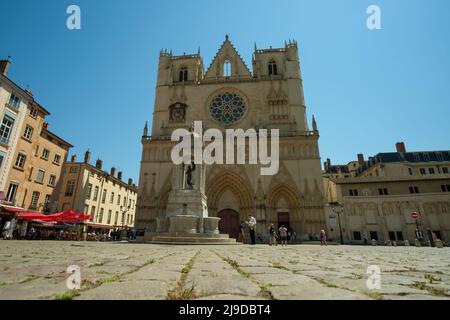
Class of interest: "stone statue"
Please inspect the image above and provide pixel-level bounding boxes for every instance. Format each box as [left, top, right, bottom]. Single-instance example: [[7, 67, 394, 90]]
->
[[185, 162, 196, 189]]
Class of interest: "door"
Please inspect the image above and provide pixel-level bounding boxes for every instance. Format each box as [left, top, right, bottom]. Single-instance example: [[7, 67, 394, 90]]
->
[[218, 209, 240, 239], [277, 212, 290, 239]]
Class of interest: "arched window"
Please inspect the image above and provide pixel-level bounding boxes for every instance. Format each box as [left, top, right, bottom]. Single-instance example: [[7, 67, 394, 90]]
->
[[223, 60, 231, 77], [179, 67, 188, 82], [268, 60, 278, 76]]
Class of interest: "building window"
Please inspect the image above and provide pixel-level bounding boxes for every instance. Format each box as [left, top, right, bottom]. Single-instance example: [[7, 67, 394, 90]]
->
[[117, 194, 121, 205], [86, 184, 93, 199], [114, 212, 119, 225], [223, 60, 231, 77], [23, 125, 33, 140], [69, 166, 78, 173], [6, 182, 19, 203], [107, 210, 112, 224], [36, 169, 45, 184], [84, 205, 89, 214], [442, 185, 450, 192], [30, 107, 38, 118], [353, 232, 362, 241], [15, 153, 26, 169], [101, 189, 107, 204], [93, 186, 99, 201], [349, 189, 358, 196], [42, 148, 50, 160], [30, 191, 40, 208], [369, 231, 378, 241], [49, 174, 56, 187], [268, 60, 278, 76], [43, 194, 51, 212], [98, 208, 104, 224], [419, 168, 426, 175], [8, 93, 21, 110], [53, 154, 61, 165], [65, 180, 75, 196], [429, 168, 436, 174], [443, 167, 449, 174], [409, 186, 420, 194], [90, 206, 96, 222], [408, 168, 413, 175], [179, 67, 188, 82], [378, 188, 388, 195], [110, 192, 115, 204], [0, 114, 15, 145], [389, 231, 404, 241], [0, 151, 4, 169]]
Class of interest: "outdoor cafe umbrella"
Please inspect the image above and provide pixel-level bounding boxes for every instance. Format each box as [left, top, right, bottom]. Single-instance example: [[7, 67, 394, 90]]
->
[[18, 209, 91, 223]]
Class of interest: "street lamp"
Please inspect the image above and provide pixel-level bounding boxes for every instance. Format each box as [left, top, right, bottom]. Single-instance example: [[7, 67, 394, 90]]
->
[[331, 203, 344, 245]]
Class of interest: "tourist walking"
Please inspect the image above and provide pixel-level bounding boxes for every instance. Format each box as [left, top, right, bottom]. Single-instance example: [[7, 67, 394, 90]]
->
[[320, 229, 328, 246], [238, 221, 246, 243], [268, 223, 277, 246], [247, 215, 257, 245], [279, 225, 288, 246]]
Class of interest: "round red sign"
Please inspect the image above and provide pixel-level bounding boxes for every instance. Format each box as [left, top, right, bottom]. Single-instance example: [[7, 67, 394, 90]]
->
[[411, 212, 419, 219]]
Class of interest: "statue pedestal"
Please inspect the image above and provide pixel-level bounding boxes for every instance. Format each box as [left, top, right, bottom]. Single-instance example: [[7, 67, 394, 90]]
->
[[169, 215, 198, 233], [166, 190, 208, 218]]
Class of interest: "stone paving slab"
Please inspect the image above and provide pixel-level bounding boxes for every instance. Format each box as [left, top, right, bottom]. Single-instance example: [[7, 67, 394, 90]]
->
[[1, 241, 450, 300]]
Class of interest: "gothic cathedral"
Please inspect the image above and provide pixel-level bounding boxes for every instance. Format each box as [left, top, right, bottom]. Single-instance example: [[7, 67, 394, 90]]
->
[[136, 36, 325, 240]]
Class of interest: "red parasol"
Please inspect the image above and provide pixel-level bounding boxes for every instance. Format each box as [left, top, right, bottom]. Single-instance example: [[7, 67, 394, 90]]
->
[[18, 209, 91, 223]]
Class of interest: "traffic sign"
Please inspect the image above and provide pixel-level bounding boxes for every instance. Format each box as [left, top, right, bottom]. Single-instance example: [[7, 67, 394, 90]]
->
[[411, 212, 419, 220]]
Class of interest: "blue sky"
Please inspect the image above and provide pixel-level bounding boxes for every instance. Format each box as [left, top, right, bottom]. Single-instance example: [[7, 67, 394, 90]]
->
[[1, 0, 449, 181]]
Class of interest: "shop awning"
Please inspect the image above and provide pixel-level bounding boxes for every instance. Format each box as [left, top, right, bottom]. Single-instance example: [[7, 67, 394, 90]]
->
[[18, 209, 91, 223], [0, 204, 26, 212]]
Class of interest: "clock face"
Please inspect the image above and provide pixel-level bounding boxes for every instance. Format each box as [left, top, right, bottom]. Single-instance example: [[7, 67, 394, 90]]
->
[[209, 92, 246, 125]]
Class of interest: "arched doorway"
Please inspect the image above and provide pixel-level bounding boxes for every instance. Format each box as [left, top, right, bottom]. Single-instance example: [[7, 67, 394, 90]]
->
[[218, 209, 240, 239]]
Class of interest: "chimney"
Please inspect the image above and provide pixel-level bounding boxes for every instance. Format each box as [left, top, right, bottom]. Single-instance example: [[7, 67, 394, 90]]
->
[[110, 167, 116, 177], [84, 149, 91, 164], [326, 158, 331, 173], [0, 57, 11, 76], [396, 142, 406, 153], [95, 159, 103, 170], [118, 172, 123, 180], [128, 178, 133, 186], [70, 154, 77, 163], [357, 154, 365, 165]]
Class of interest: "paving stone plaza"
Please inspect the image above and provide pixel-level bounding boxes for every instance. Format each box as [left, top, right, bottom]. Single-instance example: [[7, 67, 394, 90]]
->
[[1, 241, 449, 300]]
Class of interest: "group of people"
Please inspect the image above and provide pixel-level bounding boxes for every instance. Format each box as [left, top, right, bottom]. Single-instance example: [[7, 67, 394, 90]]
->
[[238, 215, 301, 246]]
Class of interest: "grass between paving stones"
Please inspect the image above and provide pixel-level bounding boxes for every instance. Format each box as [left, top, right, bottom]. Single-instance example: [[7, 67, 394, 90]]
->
[[365, 291, 384, 300], [54, 290, 80, 300], [424, 273, 441, 284], [167, 251, 200, 300], [271, 262, 289, 271], [214, 251, 275, 300], [406, 281, 450, 297]]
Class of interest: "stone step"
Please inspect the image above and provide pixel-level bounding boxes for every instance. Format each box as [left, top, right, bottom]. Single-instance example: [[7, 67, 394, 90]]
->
[[148, 236, 238, 245]]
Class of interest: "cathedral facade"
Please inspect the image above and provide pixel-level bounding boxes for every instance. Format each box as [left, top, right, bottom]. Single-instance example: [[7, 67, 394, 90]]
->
[[135, 36, 325, 240]]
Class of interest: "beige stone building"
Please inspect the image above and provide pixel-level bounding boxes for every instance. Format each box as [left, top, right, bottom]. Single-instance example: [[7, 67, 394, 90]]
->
[[0, 59, 73, 211], [136, 37, 325, 240], [324, 142, 450, 244], [58, 150, 138, 228]]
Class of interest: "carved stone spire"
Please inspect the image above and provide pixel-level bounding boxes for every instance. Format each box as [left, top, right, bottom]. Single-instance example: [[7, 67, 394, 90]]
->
[[312, 115, 318, 132], [143, 121, 148, 137]]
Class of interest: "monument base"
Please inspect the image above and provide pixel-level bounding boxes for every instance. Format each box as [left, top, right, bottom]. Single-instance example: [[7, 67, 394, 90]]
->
[[143, 215, 238, 245]]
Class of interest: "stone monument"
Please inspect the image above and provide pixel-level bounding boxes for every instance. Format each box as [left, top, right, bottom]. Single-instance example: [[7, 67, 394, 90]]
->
[[145, 130, 237, 244]]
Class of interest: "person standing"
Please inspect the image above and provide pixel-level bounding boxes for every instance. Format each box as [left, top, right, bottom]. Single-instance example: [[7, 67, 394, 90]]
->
[[279, 225, 288, 246], [239, 221, 246, 243], [247, 215, 257, 245], [320, 229, 328, 246], [268, 223, 277, 246]]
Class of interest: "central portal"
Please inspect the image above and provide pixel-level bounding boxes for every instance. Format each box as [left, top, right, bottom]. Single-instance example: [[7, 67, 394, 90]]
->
[[218, 209, 240, 239]]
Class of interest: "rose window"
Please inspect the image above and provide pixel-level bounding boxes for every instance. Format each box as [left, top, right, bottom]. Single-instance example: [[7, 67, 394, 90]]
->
[[209, 92, 246, 125]]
